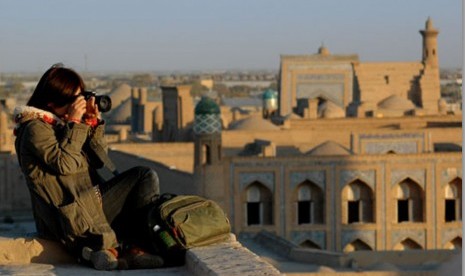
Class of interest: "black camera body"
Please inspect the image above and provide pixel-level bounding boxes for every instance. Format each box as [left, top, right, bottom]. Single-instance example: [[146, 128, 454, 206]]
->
[[81, 90, 112, 113]]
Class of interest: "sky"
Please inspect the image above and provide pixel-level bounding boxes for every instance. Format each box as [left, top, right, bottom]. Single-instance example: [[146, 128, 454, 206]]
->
[[0, 0, 462, 73]]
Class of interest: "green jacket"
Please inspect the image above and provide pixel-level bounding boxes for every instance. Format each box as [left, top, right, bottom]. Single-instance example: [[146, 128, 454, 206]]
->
[[15, 117, 118, 253]]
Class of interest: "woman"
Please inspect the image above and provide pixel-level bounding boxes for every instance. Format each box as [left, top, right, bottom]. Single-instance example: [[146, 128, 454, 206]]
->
[[13, 63, 163, 270]]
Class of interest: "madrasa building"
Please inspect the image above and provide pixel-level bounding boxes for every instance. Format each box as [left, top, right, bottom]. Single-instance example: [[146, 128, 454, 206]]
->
[[190, 17, 462, 253]]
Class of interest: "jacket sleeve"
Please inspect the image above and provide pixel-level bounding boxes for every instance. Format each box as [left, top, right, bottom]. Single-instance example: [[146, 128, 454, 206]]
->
[[25, 120, 90, 175], [89, 122, 108, 153]]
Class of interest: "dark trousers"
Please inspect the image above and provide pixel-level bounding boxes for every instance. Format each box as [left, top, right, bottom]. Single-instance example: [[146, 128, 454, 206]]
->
[[100, 166, 160, 249]]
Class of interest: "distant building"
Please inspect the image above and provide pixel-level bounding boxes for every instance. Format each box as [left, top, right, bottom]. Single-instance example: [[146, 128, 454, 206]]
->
[[191, 18, 462, 252], [278, 17, 449, 119]]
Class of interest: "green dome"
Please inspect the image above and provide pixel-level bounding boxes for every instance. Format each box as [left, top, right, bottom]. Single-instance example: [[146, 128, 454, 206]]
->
[[195, 96, 220, 115], [262, 89, 277, 100]]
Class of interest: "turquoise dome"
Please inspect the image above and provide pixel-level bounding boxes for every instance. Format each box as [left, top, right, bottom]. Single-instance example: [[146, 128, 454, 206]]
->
[[195, 96, 220, 115], [262, 89, 277, 100]]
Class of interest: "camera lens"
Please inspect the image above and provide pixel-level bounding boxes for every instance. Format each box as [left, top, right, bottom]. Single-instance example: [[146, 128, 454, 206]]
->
[[96, 95, 112, 113]]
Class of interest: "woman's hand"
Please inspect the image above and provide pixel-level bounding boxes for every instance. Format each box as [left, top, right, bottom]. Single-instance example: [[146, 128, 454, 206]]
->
[[85, 96, 101, 119], [66, 96, 87, 122]]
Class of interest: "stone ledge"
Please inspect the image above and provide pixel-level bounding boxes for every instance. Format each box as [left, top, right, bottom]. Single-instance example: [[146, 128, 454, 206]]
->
[[0, 234, 281, 275], [0, 236, 75, 265], [186, 235, 281, 276]]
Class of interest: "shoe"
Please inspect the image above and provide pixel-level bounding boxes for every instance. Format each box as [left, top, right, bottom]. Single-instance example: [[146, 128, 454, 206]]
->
[[120, 247, 164, 269], [82, 247, 119, 270]]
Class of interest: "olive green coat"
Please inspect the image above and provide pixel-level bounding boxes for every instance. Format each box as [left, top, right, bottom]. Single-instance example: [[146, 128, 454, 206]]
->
[[15, 119, 118, 253]]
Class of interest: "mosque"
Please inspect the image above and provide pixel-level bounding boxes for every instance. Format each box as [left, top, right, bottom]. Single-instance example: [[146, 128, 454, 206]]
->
[[0, 17, 461, 255]]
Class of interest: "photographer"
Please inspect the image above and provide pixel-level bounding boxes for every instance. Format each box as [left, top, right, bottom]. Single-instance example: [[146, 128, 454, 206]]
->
[[13, 63, 163, 270]]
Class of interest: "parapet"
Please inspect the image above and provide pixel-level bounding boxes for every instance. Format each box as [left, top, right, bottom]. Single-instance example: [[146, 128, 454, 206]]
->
[[0, 233, 281, 275]]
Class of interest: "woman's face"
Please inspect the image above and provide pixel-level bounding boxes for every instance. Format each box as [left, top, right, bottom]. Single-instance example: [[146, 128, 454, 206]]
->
[[48, 88, 81, 117]]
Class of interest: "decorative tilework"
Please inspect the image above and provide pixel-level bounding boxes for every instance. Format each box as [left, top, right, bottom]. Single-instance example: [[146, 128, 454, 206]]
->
[[391, 170, 426, 189], [239, 172, 275, 192], [290, 171, 325, 190], [340, 170, 375, 190], [364, 141, 418, 154], [442, 228, 463, 247], [341, 230, 376, 250], [194, 114, 222, 134], [291, 231, 326, 249], [441, 168, 463, 186], [391, 229, 425, 248]]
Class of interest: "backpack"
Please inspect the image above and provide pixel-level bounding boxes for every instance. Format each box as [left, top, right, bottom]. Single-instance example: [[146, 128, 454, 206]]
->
[[147, 194, 231, 265]]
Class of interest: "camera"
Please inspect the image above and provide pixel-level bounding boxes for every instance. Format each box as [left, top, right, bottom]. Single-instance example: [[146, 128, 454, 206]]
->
[[81, 90, 112, 113]]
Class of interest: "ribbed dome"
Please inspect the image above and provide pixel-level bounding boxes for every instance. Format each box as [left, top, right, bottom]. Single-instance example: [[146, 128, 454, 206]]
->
[[306, 141, 351, 156], [109, 83, 131, 108], [107, 98, 131, 123], [229, 114, 280, 131], [195, 96, 220, 115], [377, 95, 415, 111], [318, 101, 345, 118], [262, 89, 277, 100], [194, 96, 221, 134]]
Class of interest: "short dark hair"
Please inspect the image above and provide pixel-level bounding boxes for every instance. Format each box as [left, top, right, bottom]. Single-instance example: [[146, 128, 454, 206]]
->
[[27, 63, 86, 110]]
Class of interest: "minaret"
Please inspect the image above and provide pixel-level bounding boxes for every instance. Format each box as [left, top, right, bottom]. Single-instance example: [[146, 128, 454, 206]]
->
[[418, 17, 441, 114], [193, 96, 225, 208], [420, 17, 439, 69]]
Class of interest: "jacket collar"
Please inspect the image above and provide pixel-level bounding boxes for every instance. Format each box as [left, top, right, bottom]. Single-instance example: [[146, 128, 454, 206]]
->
[[13, 106, 65, 135]]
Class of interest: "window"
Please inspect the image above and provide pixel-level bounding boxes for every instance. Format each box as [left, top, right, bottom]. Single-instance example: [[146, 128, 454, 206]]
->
[[246, 182, 273, 225], [445, 178, 462, 222], [247, 202, 260, 225], [201, 144, 211, 165], [396, 179, 424, 223], [397, 200, 409, 222], [342, 180, 374, 224], [348, 201, 360, 223], [297, 181, 324, 224], [298, 201, 312, 224]]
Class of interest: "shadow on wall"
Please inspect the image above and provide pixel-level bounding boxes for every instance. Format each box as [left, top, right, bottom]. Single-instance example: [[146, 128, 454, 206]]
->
[[108, 150, 195, 195]]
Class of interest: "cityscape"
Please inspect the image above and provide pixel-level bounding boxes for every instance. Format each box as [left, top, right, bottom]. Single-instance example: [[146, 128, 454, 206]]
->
[[0, 1, 462, 275]]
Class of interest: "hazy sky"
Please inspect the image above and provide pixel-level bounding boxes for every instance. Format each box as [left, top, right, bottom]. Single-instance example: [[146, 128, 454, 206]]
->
[[0, 0, 462, 73]]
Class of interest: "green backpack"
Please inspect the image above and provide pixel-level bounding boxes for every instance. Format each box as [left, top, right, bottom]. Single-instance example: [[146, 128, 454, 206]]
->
[[147, 194, 231, 265]]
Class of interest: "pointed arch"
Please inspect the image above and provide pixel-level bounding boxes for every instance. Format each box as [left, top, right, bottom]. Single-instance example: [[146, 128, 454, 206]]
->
[[342, 179, 374, 224], [245, 181, 273, 225], [445, 177, 462, 222], [393, 238, 423, 251], [444, 237, 462, 250], [299, 239, 321, 250], [296, 180, 324, 224], [396, 178, 424, 223], [343, 239, 372, 252]]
